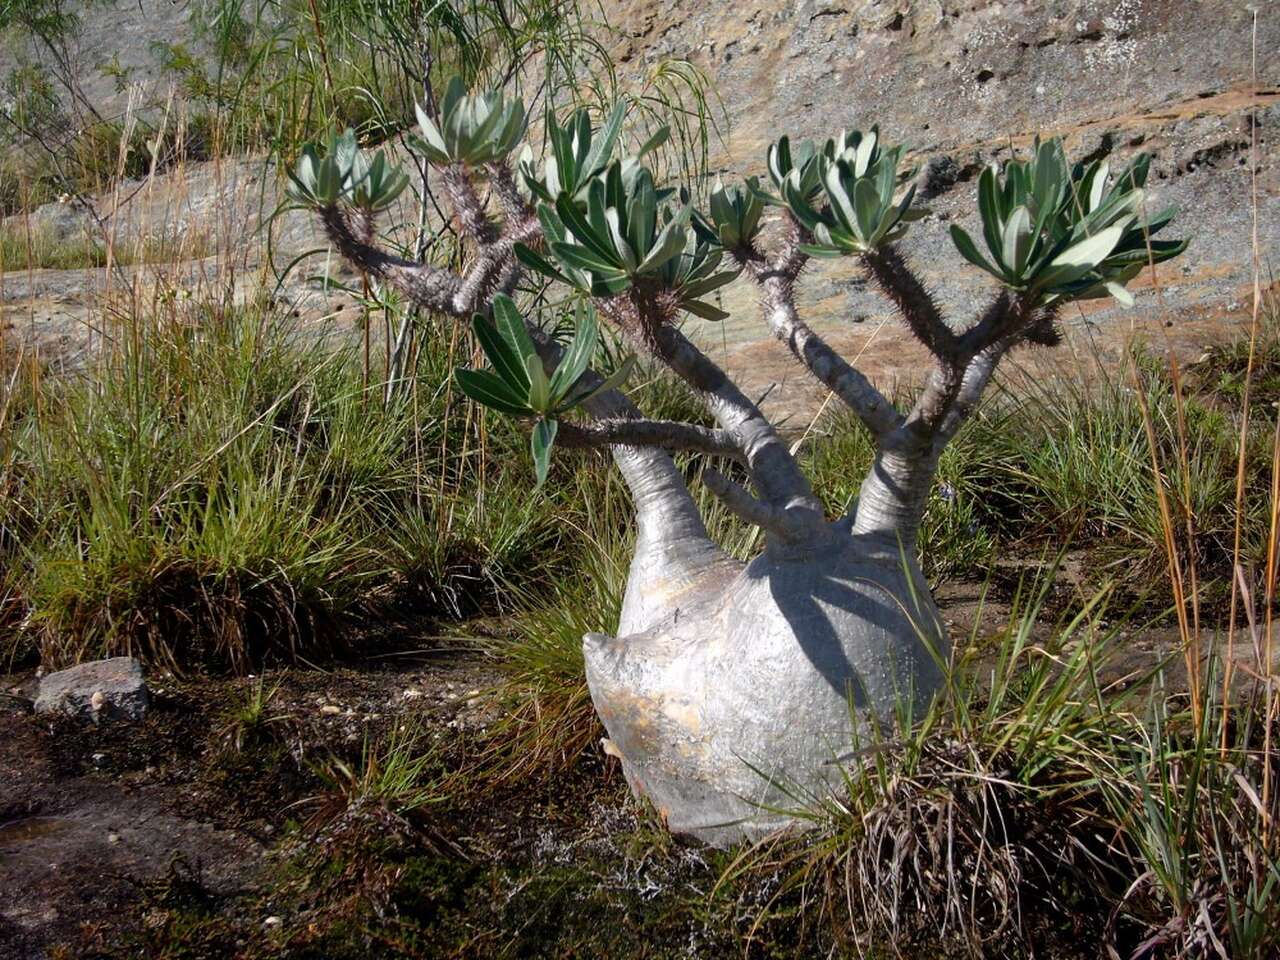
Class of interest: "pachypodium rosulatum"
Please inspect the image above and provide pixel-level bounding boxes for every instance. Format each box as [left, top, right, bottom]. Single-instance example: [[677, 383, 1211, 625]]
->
[[289, 80, 1187, 845]]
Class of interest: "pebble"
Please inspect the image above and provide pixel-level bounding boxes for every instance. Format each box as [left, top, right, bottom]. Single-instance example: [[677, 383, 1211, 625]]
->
[[264, 916, 282, 928], [319, 704, 341, 715], [107, 832, 121, 844]]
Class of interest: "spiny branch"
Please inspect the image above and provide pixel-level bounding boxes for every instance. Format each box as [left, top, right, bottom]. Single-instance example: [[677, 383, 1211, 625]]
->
[[319, 198, 538, 319], [556, 419, 744, 460], [484, 160, 533, 222], [861, 246, 958, 360], [319, 205, 466, 317], [440, 163, 499, 244], [900, 291, 1041, 444]]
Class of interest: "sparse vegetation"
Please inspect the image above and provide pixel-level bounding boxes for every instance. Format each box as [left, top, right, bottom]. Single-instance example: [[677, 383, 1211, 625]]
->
[[1, 0, 1277, 957]]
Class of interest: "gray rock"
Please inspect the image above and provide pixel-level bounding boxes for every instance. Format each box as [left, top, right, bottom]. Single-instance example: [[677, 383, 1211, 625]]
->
[[24, 200, 94, 242], [34, 657, 149, 722]]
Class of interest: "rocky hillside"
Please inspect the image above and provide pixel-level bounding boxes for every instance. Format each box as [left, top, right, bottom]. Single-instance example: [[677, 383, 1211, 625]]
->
[[605, 0, 1277, 406], [2, 0, 1275, 414]]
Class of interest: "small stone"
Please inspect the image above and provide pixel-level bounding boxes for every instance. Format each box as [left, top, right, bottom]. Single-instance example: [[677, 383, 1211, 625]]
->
[[319, 704, 341, 715], [263, 916, 282, 929], [34, 658, 148, 722], [107, 832, 121, 844]]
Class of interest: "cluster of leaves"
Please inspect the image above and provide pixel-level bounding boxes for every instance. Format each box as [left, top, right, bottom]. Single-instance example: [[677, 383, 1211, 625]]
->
[[693, 179, 764, 251], [764, 129, 925, 256], [285, 129, 409, 212], [516, 162, 736, 320], [455, 296, 633, 484], [949, 140, 1188, 306], [519, 101, 667, 206], [411, 76, 527, 166]]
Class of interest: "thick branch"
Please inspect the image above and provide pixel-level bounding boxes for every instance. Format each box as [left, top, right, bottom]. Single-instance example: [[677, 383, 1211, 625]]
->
[[735, 215, 900, 440], [905, 292, 1037, 439], [703, 468, 808, 542], [484, 160, 533, 223], [318, 204, 537, 318], [440, 163, 499, 244], [645, 322, 822, 515], [861, 247, 958, 360], [556, 419, 743, 460], [751, 268, 902, 440], [523, 327, 726, 598], [319, 205, 466, 316], [851, 293, 1046, 538]]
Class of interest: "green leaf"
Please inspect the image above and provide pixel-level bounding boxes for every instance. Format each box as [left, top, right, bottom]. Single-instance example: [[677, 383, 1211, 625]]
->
[[950, 224, 1001, 277], [1001, 205, 1033, 275], [605, 208, 637, 271], [797, 243, 846, 259], [550, 241, 623, 275], [493, 294, 538, 368], [852, 177, 881, 242], [680, 270, 737, 300], [583, 101, 627, 175], [1032, 225, 1125, 292], [567, 354, 636, 408], [628, 174, 657, 257], [515, 242, 576, 287], [824, 166, 857, 233], [472, 315, 530, 392], [637, 125, 670, 158], [977, 165, 1004, 260], [1104, 281, 1135, 307], [1050, 225, 1124, 272], [682, 299, 731, 321], [531, 419, 558, 487], [1088, 160, 1110, 212], [548, 305, 598, 401], [636, 207, 691, 274], [526, 353, 551, 413], [455, 368, 531, 416], [554, 193, 619, 263], [588, 269, 633, 297]]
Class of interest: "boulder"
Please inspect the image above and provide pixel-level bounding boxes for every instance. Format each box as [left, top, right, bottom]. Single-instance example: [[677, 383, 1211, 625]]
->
[[34, 657, 149, 722]]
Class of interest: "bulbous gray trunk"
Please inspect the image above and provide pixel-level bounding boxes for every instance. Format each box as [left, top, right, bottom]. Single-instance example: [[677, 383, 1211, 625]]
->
[[584, 528, 947, 847]]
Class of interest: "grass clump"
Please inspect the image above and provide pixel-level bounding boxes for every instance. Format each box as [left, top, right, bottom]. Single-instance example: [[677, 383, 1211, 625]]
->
[[803, 325, 1278, 602], [0, 300, 615, 672], [0, 216, 217, 271], [714, 570, 1280, 959]]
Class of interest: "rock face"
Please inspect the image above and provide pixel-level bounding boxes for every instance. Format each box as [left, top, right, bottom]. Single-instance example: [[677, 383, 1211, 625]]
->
[[34, 658, 149, 722], [2, 1, 1273, 421], [603, 0, 1277, 415]]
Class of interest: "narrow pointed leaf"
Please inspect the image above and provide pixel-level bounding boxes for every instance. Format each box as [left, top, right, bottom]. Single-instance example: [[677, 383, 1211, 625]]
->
[[950, 224, 1001, 278], [472, 315, 530, 391], [455, 368, 532, 416], [489, 296, 536, 371], [531, 418, 558, 487], [525, 353, 551, 413]]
